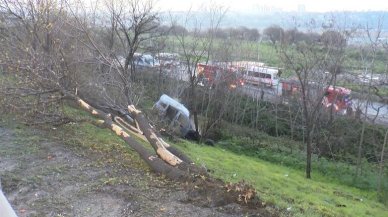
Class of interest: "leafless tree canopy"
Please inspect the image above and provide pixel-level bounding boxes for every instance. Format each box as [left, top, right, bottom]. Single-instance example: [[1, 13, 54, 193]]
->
[[0, 0, 386, 205], [0, 0, 81, 124], [277, 19, 355, 178]]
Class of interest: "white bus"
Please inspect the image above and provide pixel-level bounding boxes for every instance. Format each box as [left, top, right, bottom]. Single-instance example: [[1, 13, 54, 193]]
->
[[243, 66, 280, 87]]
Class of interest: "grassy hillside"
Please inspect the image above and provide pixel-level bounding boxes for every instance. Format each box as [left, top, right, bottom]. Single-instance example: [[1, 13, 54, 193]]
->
[[61, 105, 387, 217], [175, 140, 387, 217], [2, 95, 385, 216]]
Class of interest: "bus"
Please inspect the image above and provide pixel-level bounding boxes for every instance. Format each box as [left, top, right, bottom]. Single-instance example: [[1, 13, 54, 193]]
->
[[243, 65, 280, 87]]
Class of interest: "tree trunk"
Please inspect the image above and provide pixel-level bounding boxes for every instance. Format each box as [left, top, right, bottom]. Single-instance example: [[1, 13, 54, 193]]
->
[[288, 104, 294, 140], [275, 100, 279, 137], [127, 105, 185, 166], [356, 116, 367, 177], [377, 129, 388, 194], [239, 97, 249, 125], [357, 78, 372, 177], [234, 94, 242, 124], [190, 80, 200, 134], [306, 128, 313, 179]]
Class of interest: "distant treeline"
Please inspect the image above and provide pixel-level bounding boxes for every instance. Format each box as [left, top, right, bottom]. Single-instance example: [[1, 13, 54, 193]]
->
[[163, 11, 388, 30]]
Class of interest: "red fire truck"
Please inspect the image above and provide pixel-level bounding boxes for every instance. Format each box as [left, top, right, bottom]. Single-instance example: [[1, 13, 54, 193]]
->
[[322, 86, 353, 114], [197, 63, 244, 89], [281, 80, 353, 114]]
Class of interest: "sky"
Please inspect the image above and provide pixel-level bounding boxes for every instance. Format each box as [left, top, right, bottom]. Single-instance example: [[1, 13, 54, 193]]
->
[[156, 0, 388, 13]]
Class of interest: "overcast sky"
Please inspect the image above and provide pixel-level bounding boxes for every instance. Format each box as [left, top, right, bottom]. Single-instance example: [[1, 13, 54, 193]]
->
[[157, 0, 387, 13]]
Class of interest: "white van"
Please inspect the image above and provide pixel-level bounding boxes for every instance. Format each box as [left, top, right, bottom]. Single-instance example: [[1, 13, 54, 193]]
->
[[154, 94, 196, 137]]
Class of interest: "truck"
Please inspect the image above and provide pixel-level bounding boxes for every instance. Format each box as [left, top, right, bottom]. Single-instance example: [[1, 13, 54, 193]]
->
[[281, 80, 353, 114], [322, 86, 353, 114], [197, 63, 244, 89]]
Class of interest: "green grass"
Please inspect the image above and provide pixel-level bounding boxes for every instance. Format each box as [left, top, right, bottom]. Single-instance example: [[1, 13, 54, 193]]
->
[[166, 36, 388, 78], [214, 130, 387, 192], [174, 140, 388, 217]]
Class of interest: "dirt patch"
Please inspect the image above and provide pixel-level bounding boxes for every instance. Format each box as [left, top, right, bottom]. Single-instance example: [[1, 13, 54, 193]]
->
[[0, 124, 275, 217]]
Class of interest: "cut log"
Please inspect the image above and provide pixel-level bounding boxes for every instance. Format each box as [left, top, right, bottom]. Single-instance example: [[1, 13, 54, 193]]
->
[[74, 97, 189, 180], [127, 105, 206, 176], [128, 105, 185, 166], [160, 138, 193, 164], [114, 116, 147, 141]]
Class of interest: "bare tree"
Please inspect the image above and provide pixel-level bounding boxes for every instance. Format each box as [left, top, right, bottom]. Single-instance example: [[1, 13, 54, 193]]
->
[[0, 0, 79, 124], [355, 20, 383, 177], [171, 5, 227, 135], [277, 20, 352, 178], [377, 129, 387, 199], [0, 0, 193, 179]]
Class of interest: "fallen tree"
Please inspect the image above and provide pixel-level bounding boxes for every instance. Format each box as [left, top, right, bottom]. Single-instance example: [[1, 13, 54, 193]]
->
[[70, 94, 267, 211], [0, 0, 273, 213], [73, 95, 192, 180]]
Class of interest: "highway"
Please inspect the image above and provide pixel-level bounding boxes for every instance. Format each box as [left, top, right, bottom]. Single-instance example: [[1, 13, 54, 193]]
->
[[160, 65, 388, 127]]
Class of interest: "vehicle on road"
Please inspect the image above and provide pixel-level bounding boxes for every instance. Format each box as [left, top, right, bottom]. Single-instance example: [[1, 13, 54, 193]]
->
[[196, 63, 244, 89], [322, 86, 353, 114], [157, 53, 180, 68], [242, 65, 281, 88], [133, 53, 160, 68], [281, 80, 353, 114], [357, 73, 384, 85]]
